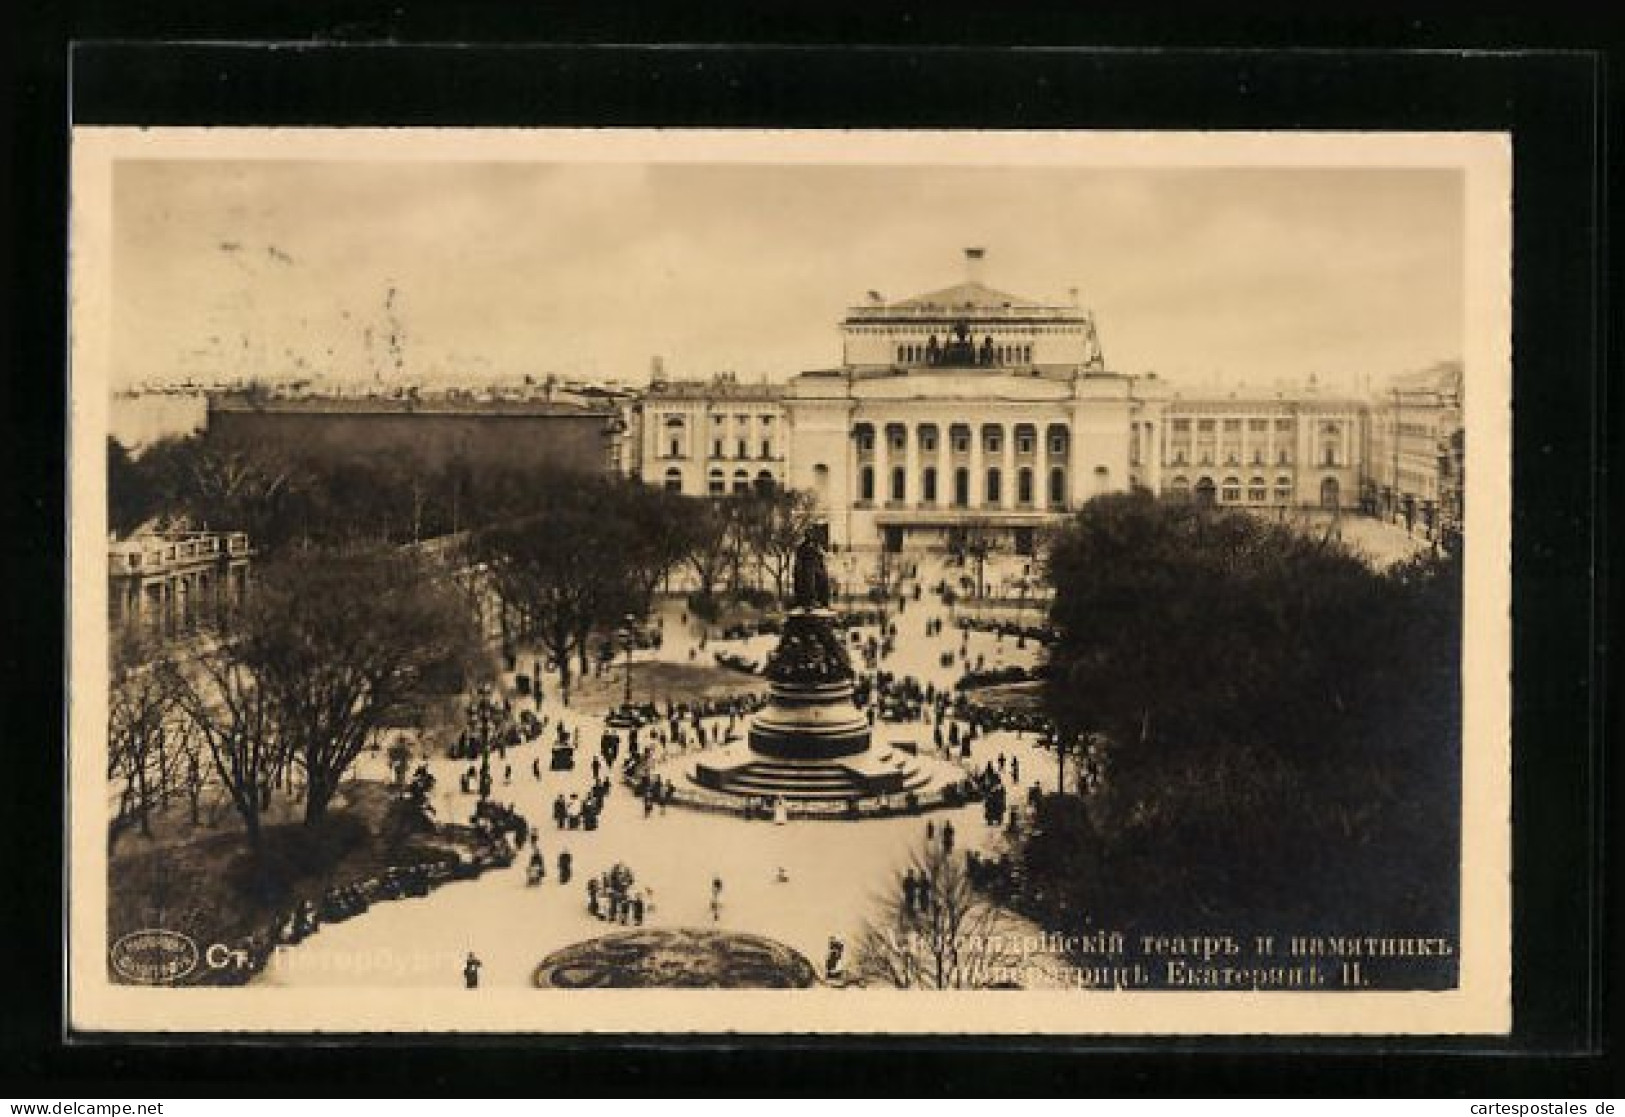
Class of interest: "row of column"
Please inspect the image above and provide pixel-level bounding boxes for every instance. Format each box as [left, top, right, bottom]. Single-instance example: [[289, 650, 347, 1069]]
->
[[857, 422, 1067, 511]]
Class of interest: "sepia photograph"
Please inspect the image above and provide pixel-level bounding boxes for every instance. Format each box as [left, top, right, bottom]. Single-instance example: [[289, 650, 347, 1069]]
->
[[67, 128, 1512, 1034]]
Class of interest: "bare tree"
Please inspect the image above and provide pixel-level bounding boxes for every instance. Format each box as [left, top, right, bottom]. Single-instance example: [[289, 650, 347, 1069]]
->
[[108, 638, 181, 841], [741, 488, 819, 601], [952, 518, 1001, 599], [238, 548, 481, 826], [168, 634, 288, 856], [855, 838, 1024, 990]]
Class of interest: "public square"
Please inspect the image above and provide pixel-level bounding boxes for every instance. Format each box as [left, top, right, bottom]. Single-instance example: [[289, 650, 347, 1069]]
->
[[260, 550, 1065, 990]]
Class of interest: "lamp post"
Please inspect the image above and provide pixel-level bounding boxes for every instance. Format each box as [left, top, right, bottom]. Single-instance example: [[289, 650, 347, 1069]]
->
[[469, 683, 497, 798], [619, 613, 636, 709]]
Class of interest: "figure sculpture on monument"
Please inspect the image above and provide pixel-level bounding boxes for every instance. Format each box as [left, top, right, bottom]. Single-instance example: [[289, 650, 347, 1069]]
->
[[791, 531, 832, 610]]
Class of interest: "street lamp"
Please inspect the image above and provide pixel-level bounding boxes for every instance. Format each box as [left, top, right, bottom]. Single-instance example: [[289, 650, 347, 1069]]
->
[[619, 613, 636, 709]]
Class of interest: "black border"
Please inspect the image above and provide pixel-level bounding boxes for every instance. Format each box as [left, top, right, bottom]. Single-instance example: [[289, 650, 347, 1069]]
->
[[3, 19, 1615, 1098]]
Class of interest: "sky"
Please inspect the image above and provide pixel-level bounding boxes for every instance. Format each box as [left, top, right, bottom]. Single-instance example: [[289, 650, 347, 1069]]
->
[[111, 160, 1464, 394]]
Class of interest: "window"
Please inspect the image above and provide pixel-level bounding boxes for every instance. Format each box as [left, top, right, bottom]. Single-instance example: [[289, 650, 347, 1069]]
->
[[1251, 449, 1264, 465], [737, 438, 748, 459], [984, 429, 1002, 454], [1199, 451, 1213, 466], [1173, 450, 1188, 465], [1017, 468, 1034, 505], [1048, 467, 1066, 507], [856, 427, 875, 452], [732, 470, 750, 496], [1198, 420, 1216, 433], [761, 439, 772, 459], [920, 427, 938, 452], [1223, 419, 1242, 432], [1277, 449, 1292, 465], [713, 439, 724, 458], [708, 470, 725, 496], [1248, 419, 1268, 433], [986, 467, 1002, 505], [1221, 476, 1241, 503], [1015, 426, 1036, 454], [890, 466, 906, 503], [1248, 477, 1267, 502], [1169, 476, 1191, 495], [1275, 476, 1293, 502], [922, 467, 937, 503], [953, 467, 970, 507], [952, 429, 970, 453], [859, 467, 875, 502], [1171, 419, 1191, 433], [755, 471, 775, 496], [1322, 447, 1338, 467], [663, 468, 683, 494], [1275, 418, 1293, 432], [668, 438, 683, 458], [888, 427, 906, 452], [1225, 451, 1239, 466], [1048, 428, 1068, 455]]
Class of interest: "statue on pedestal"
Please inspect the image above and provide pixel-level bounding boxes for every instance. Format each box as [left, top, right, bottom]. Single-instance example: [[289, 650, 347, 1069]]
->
[[790, 531, 832, 610]]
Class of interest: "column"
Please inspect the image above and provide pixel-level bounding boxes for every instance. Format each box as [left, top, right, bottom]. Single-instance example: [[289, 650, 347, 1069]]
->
[[1001, 421, 1014, 509], [872, 421, 888, 507], [969, 423, 984, 509], [903, 422, 917, 509]]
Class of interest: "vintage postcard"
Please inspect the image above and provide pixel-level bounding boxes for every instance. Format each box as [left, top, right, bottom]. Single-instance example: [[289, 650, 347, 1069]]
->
[[68, 128, 1511, 1034]]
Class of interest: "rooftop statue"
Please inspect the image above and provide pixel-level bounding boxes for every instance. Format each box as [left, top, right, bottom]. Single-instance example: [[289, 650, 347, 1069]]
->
[[790, 531, 832, 609]]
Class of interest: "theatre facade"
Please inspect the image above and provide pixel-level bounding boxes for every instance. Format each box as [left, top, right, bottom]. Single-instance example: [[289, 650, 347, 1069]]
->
[[631, 254, 1447, 554]]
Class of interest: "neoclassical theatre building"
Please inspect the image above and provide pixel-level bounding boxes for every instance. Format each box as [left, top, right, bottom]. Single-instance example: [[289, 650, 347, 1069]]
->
[[633, 252, 1438, 553]]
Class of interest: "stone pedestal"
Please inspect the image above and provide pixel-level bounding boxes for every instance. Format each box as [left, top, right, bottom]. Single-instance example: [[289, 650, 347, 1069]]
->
[[692, 607, 932, 802]]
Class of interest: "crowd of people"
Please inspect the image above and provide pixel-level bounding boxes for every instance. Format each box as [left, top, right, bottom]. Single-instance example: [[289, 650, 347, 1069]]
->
[[587, 861, 651, 924]]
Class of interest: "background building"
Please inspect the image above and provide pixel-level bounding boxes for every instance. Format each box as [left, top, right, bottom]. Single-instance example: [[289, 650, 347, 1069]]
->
[[206, 390, 627, 476], [109, 529, 252, 639], [1154, 386, 1367, 513], [786, 250, 1133, 554], [630, 373, 787, 497], [1366, 361, 1464, 543]]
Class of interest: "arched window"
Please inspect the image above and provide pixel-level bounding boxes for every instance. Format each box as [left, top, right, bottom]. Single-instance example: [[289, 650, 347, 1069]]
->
[[950, 425, 971, 454], [663, 468, 683, 494], [1048, 466, 1066, 507], [732, 470, 751, 496], [755, 471, 776, 496], [1017, 467, 1034, 506], [1274, 476, 1294, 503], [1046, 425, 1070, 457], [855, 425, 875, 453], [1014, 424, 1036, 455], [1194, 477, 1217, 507], [708, 469, 726, 496], [859, 466, 876, 502], [922, 466, 938, 504], [1248, 476, 1267, 502], [986, 467, 1002, 505], [953, 467, 970, 507], [1221, 476, 1241, 503], [1169, 475, 1191, 496], [890, 466, 906, 503]]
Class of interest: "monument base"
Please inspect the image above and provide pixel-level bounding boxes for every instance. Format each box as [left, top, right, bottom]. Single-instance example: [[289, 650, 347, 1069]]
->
[[691, 742, 935, 802]]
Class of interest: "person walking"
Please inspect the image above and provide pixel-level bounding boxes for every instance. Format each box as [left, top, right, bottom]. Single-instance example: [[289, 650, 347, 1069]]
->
[[710, 875, 723, 922], [942, 819, 956, 854], [463, 952, 482, 989]]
